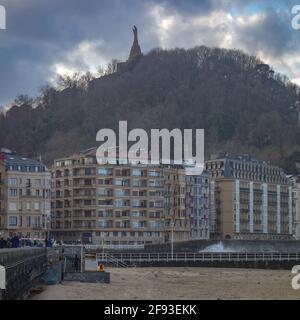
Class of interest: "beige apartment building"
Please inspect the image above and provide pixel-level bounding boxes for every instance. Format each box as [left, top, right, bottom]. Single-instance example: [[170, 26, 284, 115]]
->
[[51, 148, 190, 245], [205, 155, 295, 240], [0, 149, 51, 239]]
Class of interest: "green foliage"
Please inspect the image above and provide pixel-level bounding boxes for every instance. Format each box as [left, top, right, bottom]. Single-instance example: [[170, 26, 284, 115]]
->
[[0, 46, 299, 170]]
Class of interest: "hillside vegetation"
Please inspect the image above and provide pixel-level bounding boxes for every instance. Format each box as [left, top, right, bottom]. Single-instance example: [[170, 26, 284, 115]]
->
[[0, 46, 300, 172]]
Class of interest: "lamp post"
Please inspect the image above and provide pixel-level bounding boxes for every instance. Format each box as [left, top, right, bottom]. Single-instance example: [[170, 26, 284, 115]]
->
[[171, 220, 175, 260]]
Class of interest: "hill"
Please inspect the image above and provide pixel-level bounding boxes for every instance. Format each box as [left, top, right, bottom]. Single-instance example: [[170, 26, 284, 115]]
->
[[0, 45, 300, 172]]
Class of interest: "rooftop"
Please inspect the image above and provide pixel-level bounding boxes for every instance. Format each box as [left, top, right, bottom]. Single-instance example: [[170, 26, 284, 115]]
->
[[0, 148, 47, 172]]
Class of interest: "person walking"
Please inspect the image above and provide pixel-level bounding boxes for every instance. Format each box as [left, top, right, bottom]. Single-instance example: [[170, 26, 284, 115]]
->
[[74, 254, 80, 272], [0, 237, 5, 249]]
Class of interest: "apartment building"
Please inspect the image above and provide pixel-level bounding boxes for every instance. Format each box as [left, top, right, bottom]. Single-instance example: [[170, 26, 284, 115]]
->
[[0, 154, 6, 231], [0, 149, 51, 239], [51, 148, 190, 245], [186, 172, 210, 239], [288, 175, 300, 239], [205, 155, 294, 240]]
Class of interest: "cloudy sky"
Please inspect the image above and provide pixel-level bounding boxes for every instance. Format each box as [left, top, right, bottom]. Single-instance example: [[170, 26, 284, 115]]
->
[[0, 0, 299, 106]]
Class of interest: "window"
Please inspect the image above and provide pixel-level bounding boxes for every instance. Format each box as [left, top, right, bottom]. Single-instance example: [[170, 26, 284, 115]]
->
[[34, 216, 40, 227], [35, 179, 41, 187], [8, 202, 17, 211], [9, 216, 17, 226], [131, 221, 140, 228], [98, 168, 113, 176], [34, 203, 40, 211], [8, 178, 17, 186], [132, 169, 142, 176], [148, 171, 161, 177], [9, 189, 18, 197], [26, 216, 31, 227]]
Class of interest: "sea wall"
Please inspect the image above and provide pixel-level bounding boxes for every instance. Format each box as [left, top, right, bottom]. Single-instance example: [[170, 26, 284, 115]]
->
[[143, 240, 300, 253], [0, 248, 47, 300]]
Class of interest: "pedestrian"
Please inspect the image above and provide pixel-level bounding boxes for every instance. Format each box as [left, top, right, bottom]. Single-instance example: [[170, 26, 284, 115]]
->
[[11, 234, 20, 248], [6, 238, 11, 248], [0, 237, 5, 249], [74, 254, 80, 272]]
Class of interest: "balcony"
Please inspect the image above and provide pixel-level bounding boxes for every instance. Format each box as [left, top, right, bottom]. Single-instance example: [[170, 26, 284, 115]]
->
[[148, 184, 163, 189], [98, 189, 114, 197], [73, 172, 96, 177], [64, 192, 72, 198], [114, 180, 130, 187], [73, 182, 96, 188], [98, 200, 114, 207], [132, 191, 147, 197], [73, 213, 97, 219], [98, 169, 113, 176], [73, 203, 96, 209], [32, 225, 42, 230], [73, 193, 96, 199]]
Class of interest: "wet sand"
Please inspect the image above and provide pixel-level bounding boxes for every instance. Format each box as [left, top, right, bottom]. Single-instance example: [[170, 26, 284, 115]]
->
[[31, 267, 300, 300]]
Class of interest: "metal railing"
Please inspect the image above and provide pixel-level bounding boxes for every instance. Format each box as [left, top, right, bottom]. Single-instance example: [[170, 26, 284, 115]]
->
[[96, 252, 300, 264], [86, 244, 144, 250], [102, 254, 133, 268]]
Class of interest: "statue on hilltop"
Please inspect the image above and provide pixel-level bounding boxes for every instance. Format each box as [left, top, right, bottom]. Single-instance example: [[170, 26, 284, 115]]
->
[[128, 25, 142, 62], [117, 26, 143, 72]]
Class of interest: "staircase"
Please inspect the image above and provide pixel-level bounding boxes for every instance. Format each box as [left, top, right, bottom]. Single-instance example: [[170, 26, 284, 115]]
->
[[99, 254, 136, 268]]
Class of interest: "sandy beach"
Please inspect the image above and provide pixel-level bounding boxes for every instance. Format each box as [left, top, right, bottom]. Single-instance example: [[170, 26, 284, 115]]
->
[[31, 267, 300, 300]]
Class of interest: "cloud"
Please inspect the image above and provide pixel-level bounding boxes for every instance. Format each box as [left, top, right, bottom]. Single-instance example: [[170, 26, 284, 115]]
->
[[0, 0, 299, 106], [50, 40, 109, 80]]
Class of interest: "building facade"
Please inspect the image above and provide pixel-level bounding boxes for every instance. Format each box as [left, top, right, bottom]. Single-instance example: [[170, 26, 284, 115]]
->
[[0, 155, 6, 233], [0, 149, 51, 239], [51, 148, 191, 245], [205, 155, 294, 240], [288, 175, 300, 239], [186, 172, 210, 239]]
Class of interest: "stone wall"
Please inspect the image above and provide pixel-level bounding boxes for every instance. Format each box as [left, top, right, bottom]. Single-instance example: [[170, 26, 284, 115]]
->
[[0, 248, 47, 300]]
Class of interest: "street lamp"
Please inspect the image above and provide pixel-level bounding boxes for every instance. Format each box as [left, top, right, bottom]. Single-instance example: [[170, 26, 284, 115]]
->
[[171, 220, 175, 260]]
